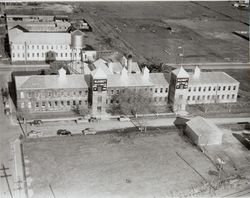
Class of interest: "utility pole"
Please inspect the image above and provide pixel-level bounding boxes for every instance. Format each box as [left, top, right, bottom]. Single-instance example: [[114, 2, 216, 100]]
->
[[0, 164, 13, 198]]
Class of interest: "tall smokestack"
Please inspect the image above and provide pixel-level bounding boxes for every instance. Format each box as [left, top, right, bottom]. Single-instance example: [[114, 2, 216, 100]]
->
[[127, 54, 132, 74]]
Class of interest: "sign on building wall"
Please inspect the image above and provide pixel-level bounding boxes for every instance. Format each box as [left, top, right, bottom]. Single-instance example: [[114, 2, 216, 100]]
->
[[93, 79, 107, 91], [176, 78, 189, 89]]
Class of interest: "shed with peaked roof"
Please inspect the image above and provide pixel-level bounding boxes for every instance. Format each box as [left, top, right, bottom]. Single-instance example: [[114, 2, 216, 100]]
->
[[185, 116, 223, 147]]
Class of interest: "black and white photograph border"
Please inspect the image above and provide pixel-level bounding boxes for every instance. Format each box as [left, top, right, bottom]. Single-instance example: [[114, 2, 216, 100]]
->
[[0, 0, 250, 197]]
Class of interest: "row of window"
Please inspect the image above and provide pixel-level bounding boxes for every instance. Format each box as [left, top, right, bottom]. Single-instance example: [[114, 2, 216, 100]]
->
[[108, 96, 168, 104], [108, 87, 168, 95], [187, 94, 236, 101], [13, 52, 81, 59], [189, 85, 237, 92], [20, 90, 88, 99], [21, 100, 87, 109], [13, 44, 69, 50]]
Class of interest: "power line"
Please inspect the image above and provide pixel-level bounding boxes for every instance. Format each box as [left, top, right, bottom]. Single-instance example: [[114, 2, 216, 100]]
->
[[0, 164, 13, 198]]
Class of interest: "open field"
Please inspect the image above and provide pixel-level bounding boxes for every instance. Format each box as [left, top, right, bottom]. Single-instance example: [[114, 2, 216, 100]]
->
[[23, 130, 219, 198], [74, 1, 249, 64]]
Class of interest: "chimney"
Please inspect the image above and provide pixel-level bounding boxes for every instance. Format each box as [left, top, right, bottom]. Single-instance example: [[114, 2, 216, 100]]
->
[[193, 66, 201, 79], [127, 54, 132, 74], [142, 66, 149, 81]]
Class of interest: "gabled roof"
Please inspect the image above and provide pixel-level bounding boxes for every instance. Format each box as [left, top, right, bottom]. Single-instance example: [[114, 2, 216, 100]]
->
[[149, 73, 169, 86], [9, 27, 71, 44], [189, 72, 239, 85], [15, 74, 88, 90], [91, 67, 107, 79], [186, 116, 222, 136], [107, 73, 154, 88], [93, 58, 112, 75], [108, 62, 123, 74], [172, 66, 189, 78]]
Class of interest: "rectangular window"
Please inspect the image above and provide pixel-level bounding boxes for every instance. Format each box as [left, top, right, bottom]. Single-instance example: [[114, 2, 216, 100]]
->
[[150, 88, 153, 92], [28, 92, 32, 98], [188, 87, 191, 92], [203, 87, 206, 92], [55, 101, 58, 106], [160, 88, 163, 93], [179, 95, 183, 99], [42, 45, 44, 50], [228, 86, 231, 91], [222, 95, 224, 99], [37, 53, 39, 57], [187, 96, 190, 101], [155, 88, 158, 93], [97, 96, 102, 103], [85, 90, 88, 94], [202, 95, 205, 100], [117, 90, 120, 94], [165, 88, 168, 93], [37, 45, 39, 49], [12, 53, 15, 58], [192, 96, 195, 100], [36, 102, 39, 107], [227, 95, 230, 99], [154, 97, 157, 102], [61, 101, 64, 106], [42, 102, 45, 107], [48, 101, 52, 107], [61, 53, 63, 57], [79, 100, 82, 105], [32, 53, 34, 57], [165, 97, 167, 101], [197, 96, 200, 100], [20, 92, 24, 99], [223, 86, 226, 91], [233, 86, 236, 90], [79, 91, 82, 95], [67, 101, 70, 106], [218, 86, 221, 91], [65, 53, 67, 57], [198, 87, 201, 91], [159, 97, 162, 101], [232, 95, 235, 99], [213, 87, 216, 91], [27, 53, 29, 57], [207, 95, 210, 100], [208, 87, 211, 91], [193, 87, 196, 92], [111, 90, 114, 95], [73, 101, 76, 105]]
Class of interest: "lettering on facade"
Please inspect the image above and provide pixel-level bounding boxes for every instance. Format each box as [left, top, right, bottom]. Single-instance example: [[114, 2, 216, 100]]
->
[[93, 79, 107, 91], [176, 78, 189, 89]]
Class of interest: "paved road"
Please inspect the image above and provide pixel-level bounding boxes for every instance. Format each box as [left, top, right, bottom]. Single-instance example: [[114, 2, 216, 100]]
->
[[0, 72, 23, 198], [167, 62, 250, 70]]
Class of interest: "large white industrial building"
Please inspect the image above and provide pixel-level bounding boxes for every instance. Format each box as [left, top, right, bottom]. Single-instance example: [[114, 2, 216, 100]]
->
[[9, 27, 96, 62]]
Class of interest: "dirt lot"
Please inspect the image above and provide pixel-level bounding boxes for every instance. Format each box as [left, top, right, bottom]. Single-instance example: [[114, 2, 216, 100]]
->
[[23, 130, 219, 198], [73, 1, 249, 64]]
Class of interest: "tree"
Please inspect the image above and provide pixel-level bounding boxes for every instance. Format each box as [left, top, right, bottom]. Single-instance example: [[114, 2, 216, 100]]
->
[[77, 105, 90, 117], [110, 88, 153, 116]]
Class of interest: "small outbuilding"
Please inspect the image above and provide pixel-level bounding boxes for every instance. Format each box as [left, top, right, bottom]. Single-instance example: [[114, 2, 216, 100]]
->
[[184, 116, 223, 147]]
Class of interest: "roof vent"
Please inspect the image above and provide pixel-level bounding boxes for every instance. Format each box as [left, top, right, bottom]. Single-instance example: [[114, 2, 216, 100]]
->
[[193, 66, 201, 79]]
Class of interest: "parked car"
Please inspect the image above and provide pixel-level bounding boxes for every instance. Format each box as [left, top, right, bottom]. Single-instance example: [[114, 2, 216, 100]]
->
[[89, 117, 99, 122], [30, 120, 43, 126], [118, 115, 130, 122], [82, 128, 96, 135], [27, 130, 43, 137], [57, 129, 72, 136], [76, 117, 88, 123]]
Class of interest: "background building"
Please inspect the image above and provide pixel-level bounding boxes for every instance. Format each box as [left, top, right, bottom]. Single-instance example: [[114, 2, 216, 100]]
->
[[9, 28, 96, 63]]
